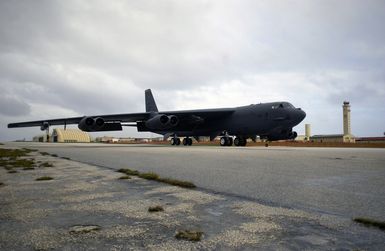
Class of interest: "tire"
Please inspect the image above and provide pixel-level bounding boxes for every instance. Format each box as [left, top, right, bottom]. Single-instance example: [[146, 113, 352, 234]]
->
[[187, 138, 192, 145], [182, 138, 188, 146], [171, 138, 175, 145], [220, 137, 228, 146], [234, 137, 240, 146], [175, 138, 181, 145], [227, 137, 233, 146]]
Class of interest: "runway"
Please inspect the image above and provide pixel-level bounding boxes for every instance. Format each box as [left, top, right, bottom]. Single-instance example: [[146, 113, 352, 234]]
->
[[6, 142, 385, 221]]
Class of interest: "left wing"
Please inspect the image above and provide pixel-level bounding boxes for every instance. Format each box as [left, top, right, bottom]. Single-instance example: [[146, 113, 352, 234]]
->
[[8, 112, 150, 129]]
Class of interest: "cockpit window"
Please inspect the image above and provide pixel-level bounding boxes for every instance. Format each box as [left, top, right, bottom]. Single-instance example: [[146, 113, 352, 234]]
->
[[272, 102, 295, 109]]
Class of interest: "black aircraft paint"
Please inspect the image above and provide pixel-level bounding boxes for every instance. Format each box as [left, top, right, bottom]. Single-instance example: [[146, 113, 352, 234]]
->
[[8, 89, 306, 146]]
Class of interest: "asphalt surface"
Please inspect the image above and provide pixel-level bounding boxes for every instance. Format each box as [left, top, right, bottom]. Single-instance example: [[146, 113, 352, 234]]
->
[[6, 142, 385, 221]]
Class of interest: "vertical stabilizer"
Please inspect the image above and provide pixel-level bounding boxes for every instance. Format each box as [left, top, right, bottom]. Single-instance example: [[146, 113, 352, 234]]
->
[[145, 89, 158, 112]]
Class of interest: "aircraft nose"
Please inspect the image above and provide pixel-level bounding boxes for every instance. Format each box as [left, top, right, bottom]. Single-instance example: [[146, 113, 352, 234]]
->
[[292, 108, 306, 125]]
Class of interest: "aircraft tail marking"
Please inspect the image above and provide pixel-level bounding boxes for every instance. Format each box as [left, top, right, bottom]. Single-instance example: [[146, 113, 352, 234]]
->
[[145, 89, 158, 112]]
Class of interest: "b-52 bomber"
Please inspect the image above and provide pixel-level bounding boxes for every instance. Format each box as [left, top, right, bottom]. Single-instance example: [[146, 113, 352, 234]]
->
[[8, 89, 306, 146]]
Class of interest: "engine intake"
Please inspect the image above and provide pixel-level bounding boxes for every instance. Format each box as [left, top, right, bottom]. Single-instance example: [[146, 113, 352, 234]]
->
[[145, 114, 179, 130], [78, 116, 110, 132]]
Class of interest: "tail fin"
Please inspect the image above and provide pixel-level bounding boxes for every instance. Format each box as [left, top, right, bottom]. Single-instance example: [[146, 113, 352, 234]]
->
[[145, 89, 158, 112]]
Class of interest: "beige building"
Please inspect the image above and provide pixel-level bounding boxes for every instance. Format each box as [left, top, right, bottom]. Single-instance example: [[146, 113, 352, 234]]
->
[[51, 128, 91, 143], [310, 134, 354, 143]]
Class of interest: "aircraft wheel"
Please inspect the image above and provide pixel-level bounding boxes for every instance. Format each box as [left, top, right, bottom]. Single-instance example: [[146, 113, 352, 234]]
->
[[227, 137, 233, 146], [171, 138, 175, 145], [182, 138, 188, 146], [234, 137, 240, 146], [175, 138, 181, 145], [240, 138, 247, 146], [188, 138, 193, 146], [220, 137, 228, 146]]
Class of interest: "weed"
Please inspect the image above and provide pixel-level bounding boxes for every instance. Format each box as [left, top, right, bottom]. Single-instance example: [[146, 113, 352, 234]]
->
[[117, 168, 139, 176], [9, 159, 35, 168], [23, 167, 35, 170], [118, 175, 131, 180], [39, 162, 54, 167], [148, 205, 164, 212], [158, 178, 196, 188], [138, 172, 159, 180], [36, 176, 54, 181], [0, 148, 30, 158], [354, 217, 385, 231], [175, 230, 203, 241]]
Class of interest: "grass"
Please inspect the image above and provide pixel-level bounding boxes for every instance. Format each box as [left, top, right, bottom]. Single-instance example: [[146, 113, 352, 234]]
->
[[50, 154, 58, 157], [354, 217, 385, 231], [175, 230, 203, 241], [36, 176, 54, 181], [39, 162, 54, 167], [23, 167, 35, 170], [117, 168, 139, 175], [61, 157, 71, 160], [0, 148, 32, 158], [118, 175, 131, 180], [8, 170, 18, 173], [148, 205, 164, 212], [8, 159, 35, 168], [39, 152, 50, 156], [138, 172, 159, 180], [116, 168, 196, 189], [158, 178, 196, 188]]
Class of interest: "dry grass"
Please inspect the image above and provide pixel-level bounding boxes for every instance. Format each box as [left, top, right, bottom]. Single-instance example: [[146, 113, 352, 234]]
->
[[175, 230, 203, 241], [148, 205, 164, 212]]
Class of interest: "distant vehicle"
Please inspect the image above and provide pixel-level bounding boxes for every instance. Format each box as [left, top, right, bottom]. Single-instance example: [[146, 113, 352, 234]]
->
[[8, 89, 306, 146]]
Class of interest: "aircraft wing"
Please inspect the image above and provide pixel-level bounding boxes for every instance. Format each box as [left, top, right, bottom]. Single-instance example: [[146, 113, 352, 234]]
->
[[7, 112, 151, 128]]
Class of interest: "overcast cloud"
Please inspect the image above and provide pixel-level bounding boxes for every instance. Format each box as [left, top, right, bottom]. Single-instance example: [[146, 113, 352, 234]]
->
[[1, 0, 384, 141]]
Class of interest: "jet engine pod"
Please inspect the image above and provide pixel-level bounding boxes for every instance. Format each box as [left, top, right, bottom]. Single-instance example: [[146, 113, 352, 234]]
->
[[94, 117, 105, 129], [78, 116, 96, 132], [40, 122, 50, 131], [145, 114, 173, 130], [168, 115, 179, 126]]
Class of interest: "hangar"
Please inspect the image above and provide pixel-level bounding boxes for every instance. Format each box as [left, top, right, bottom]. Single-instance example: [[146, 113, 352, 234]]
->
[[51, 128, 91, 143]]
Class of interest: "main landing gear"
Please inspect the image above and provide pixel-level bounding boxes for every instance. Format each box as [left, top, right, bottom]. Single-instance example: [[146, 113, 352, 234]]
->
[[220, 136, 247, 146], [171, 137, 192, 146]]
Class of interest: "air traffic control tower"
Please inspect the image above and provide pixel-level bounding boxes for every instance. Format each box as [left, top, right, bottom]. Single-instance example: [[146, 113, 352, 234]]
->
[[342, 101, 355, 142]]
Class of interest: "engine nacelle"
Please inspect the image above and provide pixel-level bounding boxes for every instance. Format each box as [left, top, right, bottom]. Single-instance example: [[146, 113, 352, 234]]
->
[[40, 122, 49, 131], [145, 114, 179, 130], [78, 116, 105, 132]]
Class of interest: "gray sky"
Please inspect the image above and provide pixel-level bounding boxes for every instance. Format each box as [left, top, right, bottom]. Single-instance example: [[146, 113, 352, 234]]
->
[[1, 0, 385, 141]]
